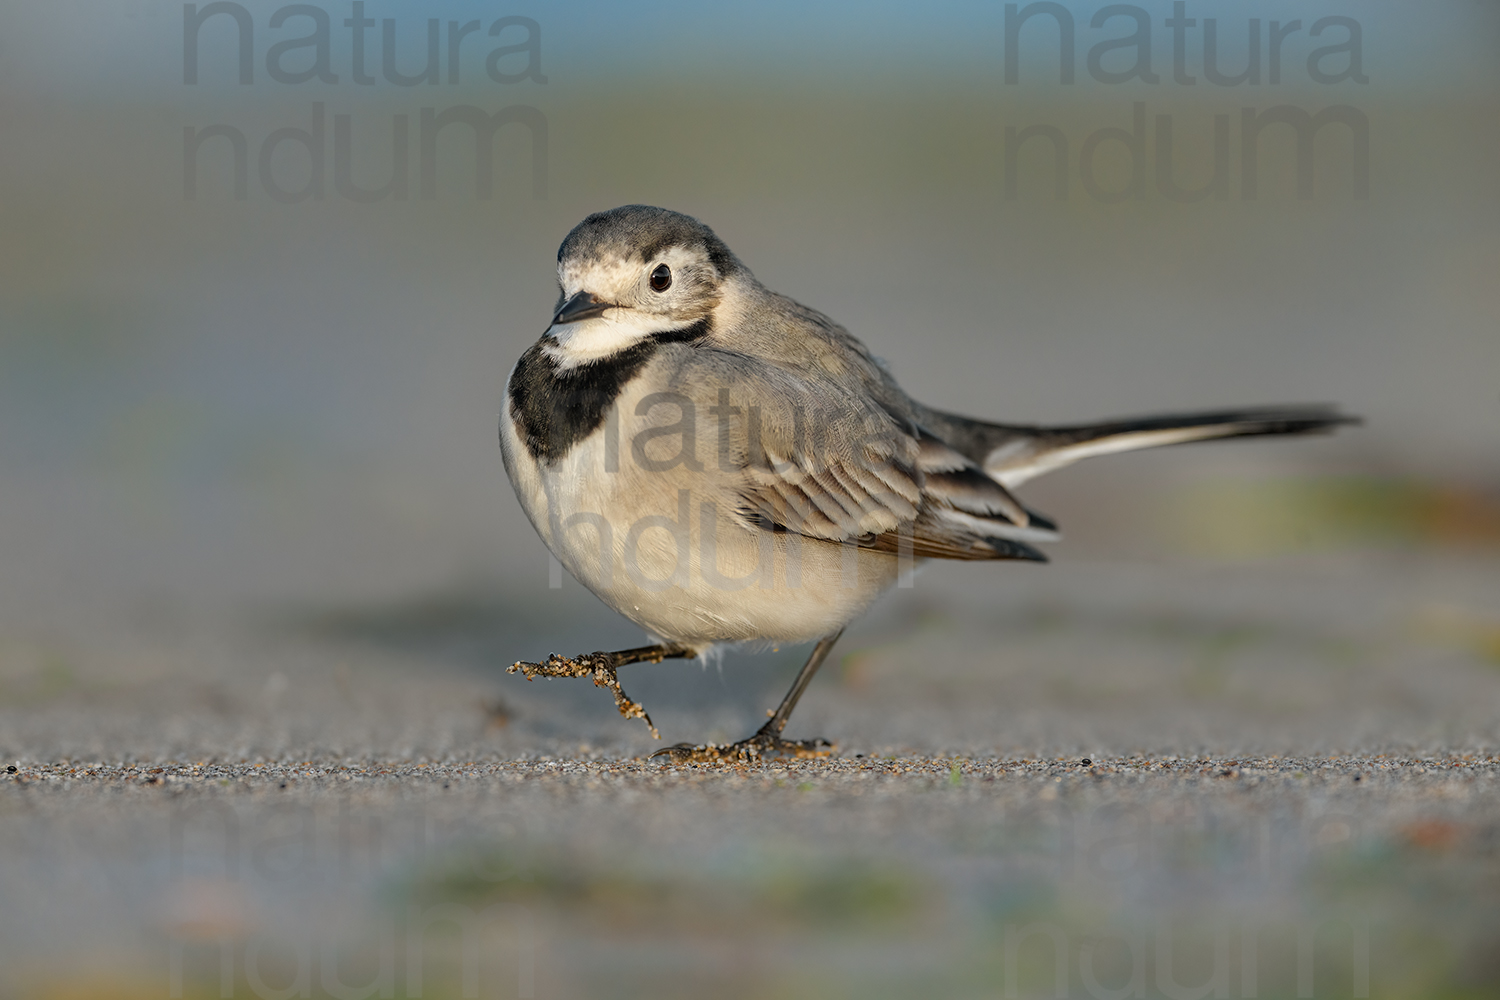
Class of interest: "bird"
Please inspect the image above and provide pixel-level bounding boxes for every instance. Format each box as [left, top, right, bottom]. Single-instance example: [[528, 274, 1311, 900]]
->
[[499, 205, 1357, 762]]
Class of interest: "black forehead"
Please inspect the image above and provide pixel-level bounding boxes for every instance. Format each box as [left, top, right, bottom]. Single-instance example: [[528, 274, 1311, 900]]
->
[[557, 205, 737, 276]]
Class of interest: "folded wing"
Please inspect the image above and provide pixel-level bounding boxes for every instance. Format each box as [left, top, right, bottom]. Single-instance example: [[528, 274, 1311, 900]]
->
[[728, 380, 1059, 563]]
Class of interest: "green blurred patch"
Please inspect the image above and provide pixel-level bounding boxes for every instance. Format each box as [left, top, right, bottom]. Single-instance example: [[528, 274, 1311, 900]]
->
[[0, 295, 156, 379], [102, 398, 207, 474], [1170, 477, 1500, 556], [401, 843, 926, 933], [0, 641, 77, 706], [1413, 606, 1500, 666]]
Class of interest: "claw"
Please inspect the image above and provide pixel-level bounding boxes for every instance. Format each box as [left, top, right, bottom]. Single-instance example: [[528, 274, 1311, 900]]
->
[[508, 652, 659, 739], [649, 731, 834, 764], [649, 743, 698, 761]]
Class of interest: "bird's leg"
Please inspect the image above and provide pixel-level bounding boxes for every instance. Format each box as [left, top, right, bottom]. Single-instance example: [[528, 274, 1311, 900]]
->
[[651, 630, 844, 764], [508, 643, 697, 739]]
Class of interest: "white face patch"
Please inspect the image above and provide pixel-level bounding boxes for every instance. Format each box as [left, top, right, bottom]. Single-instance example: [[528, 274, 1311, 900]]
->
[[557, 256, 649, 303], [546, 245, 713, 368], [543, 311, 660, 367]]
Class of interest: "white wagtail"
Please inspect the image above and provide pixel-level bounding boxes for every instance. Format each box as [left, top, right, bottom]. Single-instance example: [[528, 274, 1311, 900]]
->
[[501, 205, 1357, 761]]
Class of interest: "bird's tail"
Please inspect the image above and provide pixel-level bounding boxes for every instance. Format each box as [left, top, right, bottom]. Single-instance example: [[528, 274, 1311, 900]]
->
[[923, 405, 1360, 488]]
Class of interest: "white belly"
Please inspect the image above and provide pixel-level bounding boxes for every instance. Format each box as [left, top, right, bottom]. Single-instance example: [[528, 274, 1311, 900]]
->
[[500, 397, 902, 646]]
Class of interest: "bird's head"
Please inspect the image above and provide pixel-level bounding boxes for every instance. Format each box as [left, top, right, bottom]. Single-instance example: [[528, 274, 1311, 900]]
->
[[544, 205, 742, 366]]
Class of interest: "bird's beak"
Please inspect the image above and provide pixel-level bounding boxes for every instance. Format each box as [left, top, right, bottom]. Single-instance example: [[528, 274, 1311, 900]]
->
[[551, 290, 615, 326]]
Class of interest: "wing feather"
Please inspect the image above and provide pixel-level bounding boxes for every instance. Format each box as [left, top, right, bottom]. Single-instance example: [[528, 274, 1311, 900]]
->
[[661, 348, 1061, 563], [730, 394, 1058, 560]]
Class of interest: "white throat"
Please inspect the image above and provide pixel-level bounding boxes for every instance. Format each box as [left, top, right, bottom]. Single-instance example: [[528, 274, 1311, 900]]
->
[[542, 312, 693, 369]]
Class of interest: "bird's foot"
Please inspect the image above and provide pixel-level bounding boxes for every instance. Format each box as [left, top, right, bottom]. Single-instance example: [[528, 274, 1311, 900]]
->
[[649, 723, 834, 764], [508, 651, 659, 739]]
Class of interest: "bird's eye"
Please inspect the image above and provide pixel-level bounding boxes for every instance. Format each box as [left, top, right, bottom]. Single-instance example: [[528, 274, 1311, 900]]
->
[[649, 264, 672, 292]]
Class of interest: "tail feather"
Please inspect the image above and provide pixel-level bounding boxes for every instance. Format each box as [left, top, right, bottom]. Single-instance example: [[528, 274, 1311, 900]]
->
[[920, 405, 1360, 488]]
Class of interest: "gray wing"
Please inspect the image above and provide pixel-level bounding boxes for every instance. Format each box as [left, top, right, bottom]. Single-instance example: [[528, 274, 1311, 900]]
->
[[697, 363, 1060, 562]]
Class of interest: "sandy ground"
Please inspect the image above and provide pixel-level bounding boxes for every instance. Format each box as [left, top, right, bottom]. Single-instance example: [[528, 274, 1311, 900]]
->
[[2, 549, 1498, 999]]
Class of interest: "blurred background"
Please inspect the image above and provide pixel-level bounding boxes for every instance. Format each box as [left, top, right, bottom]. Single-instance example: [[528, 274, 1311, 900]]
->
[[0, 0, 1495, 634], [1, 1, 1498, 997]]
